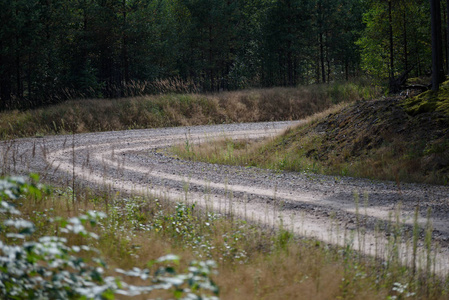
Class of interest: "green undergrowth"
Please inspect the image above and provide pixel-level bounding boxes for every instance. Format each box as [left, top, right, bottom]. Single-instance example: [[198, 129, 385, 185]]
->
[[175, 95, 449, 185], [3, 175, 448, 299], [402, 80, 449, 116], [0, 82, 380, 140]]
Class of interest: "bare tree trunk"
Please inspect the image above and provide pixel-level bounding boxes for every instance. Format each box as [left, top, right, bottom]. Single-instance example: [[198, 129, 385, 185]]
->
[[293, 57, 298, 86], [209, 25, 214, 91], [446, 0, 449, 75], [388, 0, 394, 80], [318, 0, 325, 84], [403, 10, 408, 73], [345, 59, 349, 81], [122, 0, 129, 85], [326, 31, 330, 83], [0, 40, 12, 108], [287, 0, 293, 86], [16, 38, 22, 100], [287, 43, 293, 86], [319, 32, 325, 83], [430, 0, 444, 91]]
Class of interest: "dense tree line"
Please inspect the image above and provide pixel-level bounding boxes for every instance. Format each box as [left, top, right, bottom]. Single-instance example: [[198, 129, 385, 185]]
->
[[0, 0, 444, 109], [358, 0, 431, 84]]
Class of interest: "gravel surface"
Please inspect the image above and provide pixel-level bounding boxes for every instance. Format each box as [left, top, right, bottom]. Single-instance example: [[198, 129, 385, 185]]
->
[[2, 121, 449, 274]]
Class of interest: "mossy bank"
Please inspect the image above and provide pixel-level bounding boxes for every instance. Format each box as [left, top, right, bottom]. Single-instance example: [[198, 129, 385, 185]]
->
[[402, 80, 449, 116]]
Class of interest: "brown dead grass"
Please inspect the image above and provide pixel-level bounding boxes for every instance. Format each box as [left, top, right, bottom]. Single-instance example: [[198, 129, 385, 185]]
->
[[9, 184, 403, 300], [0, 83, 379, 139], [216, 247, 387, 300]]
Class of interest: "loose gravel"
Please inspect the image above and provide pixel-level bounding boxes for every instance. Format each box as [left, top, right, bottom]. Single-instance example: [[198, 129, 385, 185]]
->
[[1, 121, 449, 274]]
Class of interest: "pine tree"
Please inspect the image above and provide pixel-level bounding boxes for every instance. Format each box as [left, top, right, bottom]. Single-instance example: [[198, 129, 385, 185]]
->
[[430, 0, 444, 91]]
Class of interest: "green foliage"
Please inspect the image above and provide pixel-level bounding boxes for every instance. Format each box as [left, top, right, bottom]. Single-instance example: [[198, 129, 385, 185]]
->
[[402, 81, 449, 116], [1, 0, 371, 110], [0, 176, 219, 299], [149, 202, 248, 263], [357, 2, 392, 79], [0, 0, 441, 107], [357, 0, 431, 82]]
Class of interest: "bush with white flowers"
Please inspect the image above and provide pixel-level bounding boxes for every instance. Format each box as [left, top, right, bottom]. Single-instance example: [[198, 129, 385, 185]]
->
[[0, 176, 219, 299]]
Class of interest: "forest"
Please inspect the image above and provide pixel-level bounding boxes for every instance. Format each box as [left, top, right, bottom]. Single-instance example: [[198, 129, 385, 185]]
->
[[0, 0, 441, 109]]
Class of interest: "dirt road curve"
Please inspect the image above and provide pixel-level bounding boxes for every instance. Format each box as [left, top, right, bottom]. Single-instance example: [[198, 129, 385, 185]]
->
[[2, 121, 449, 274]]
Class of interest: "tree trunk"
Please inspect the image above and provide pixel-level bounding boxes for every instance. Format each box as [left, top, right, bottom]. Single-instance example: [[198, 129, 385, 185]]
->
[[209, 25, 214, 91], [318, 0, 325, 83], [430, 0, 444, 91], [293, 57, 298, 86], [16, 40, 22, 100], [403, 10, 408, 74], [0, 49, 12, 109], [122, 0, 129, 85], [326, 31, 330, 83], [446, 0, 449, 75], [345, 59, 349, 81], [388, 0, 394, 80], [443, 3, 448, 74], [287, 1, 293, 86], [287, 46, 293, 86], [28, 48, 32, 106], [319, 32, 325, 83]]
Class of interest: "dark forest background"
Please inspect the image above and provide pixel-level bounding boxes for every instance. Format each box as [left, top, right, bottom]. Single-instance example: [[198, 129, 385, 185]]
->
[[0, 0, 441, 109]]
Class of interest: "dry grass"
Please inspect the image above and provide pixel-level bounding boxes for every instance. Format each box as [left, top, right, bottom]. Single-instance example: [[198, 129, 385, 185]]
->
[[172, 104, 347, 168], [1, 138, 447, 300], [9, 181, 441, 299], [174, 97, 449, 185], [10, 169, 449, 300], [217, 247, 388, 300], [3, 85, 449, 298], [0, 82, 380, 139]]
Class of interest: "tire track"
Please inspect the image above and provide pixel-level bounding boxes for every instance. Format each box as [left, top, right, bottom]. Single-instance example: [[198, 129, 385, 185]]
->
[[2, 121, 449, 275]]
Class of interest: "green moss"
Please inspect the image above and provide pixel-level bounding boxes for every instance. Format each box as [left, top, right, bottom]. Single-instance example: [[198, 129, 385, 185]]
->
[[406, 77, 430, 85], [402, 81, 449, 116], [437, 101, 449, 115]]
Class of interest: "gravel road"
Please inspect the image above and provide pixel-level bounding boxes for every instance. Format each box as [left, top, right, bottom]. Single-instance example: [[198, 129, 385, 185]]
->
[[2, 121, 449, 274]]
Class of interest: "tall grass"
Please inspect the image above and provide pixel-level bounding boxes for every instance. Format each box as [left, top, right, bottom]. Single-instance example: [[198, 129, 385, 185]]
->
[[0, 82, 380, 139], [169, 104, 344, 167], [3, 175, 449, 299]]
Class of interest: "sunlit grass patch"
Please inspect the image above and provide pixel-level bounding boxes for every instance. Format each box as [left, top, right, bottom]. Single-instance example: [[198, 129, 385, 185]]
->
[[0, 82, 380, 140], [171, 104, 345, 174]]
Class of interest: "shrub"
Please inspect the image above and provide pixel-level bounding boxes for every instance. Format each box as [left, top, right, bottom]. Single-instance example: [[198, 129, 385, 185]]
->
[[0, 175, 219, 299]]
